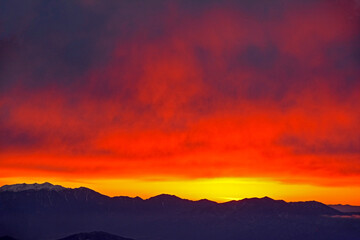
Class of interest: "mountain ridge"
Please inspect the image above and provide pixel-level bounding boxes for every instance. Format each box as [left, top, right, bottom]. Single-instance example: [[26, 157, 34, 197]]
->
[[57, 231, 134, 240], [0, 182, 343, 209], [1, 182, 356, 240], [329, 204, 360, 213], [0, 182, 66, 192], [0, 182, 342, 216]]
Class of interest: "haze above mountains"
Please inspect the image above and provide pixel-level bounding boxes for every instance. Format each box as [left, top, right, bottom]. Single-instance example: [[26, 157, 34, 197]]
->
[[0, 183, 359, 240]]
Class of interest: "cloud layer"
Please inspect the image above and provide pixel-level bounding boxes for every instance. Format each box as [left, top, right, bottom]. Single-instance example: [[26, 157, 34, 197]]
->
[[1, 0, 360, 187]]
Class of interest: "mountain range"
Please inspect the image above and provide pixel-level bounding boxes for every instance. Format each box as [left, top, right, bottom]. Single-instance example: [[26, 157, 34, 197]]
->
[[0, 183, 359, 240], [329, 204, 360, 213], [0, 231, 133, 240]]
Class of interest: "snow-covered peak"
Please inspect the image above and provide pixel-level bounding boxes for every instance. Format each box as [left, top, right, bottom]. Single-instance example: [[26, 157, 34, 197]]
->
[[0, 182, 66, 192]]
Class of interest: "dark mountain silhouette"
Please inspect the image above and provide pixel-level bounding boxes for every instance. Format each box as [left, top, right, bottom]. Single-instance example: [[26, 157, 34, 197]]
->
[[0, 183, 359, 240], [57, 231, 134, 240], [329, 204, 360, 213], [0, 236, 18, 240]]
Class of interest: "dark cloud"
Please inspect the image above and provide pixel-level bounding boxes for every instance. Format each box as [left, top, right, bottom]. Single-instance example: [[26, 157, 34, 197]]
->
[[0, 0, 116, 90], [1, 0, 358, 96], [0, 128, 44, 150], [278, 135, 360, 155]]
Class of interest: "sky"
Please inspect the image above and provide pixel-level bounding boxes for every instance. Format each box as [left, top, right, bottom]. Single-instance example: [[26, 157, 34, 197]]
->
[[1, 0, 360, 204]]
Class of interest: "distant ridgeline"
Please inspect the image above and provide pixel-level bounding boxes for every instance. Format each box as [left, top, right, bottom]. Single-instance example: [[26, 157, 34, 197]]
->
[[0, 183, 359, 240], [0, 231, 132, 240]]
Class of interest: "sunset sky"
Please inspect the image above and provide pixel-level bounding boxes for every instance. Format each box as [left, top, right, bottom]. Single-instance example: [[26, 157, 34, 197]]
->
[[1, 0, 360, 204]]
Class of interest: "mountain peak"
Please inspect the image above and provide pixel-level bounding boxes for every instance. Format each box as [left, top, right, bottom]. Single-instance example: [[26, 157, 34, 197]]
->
[[0, 182, 65, 192], [261, 196, 273, 200], [147, 194, 184, 202], [241, 196, 275, 202], [58, 231, 134, 240]]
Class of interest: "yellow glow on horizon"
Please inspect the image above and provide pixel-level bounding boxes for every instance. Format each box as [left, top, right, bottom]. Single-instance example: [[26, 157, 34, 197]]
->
[[1, 176, 360, 205]]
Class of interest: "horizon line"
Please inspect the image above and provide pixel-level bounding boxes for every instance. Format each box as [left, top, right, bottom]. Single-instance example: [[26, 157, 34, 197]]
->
[[1, 181, 356, 206]]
